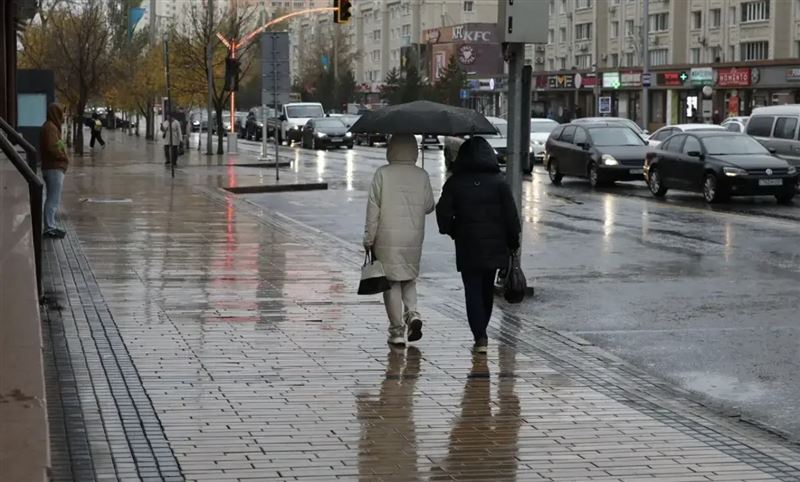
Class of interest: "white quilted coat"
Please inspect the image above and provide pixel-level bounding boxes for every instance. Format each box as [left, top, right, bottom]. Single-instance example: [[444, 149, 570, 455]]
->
[[364, 134, 435, 281]]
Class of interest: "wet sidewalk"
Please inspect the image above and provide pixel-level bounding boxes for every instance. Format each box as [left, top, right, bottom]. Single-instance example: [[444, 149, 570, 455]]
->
[[42, 133, 800, 481]]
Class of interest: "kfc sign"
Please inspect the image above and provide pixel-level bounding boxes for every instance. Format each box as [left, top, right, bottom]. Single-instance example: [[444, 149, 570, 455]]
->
[[451, 25, 493, 42], [716, 67, 751, 87]]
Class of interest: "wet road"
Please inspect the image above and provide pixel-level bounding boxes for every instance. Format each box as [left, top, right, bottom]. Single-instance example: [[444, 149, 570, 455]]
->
[[231, 136, 800, 441]]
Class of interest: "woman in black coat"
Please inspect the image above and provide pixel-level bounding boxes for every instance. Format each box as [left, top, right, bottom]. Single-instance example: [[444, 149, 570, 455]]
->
[[436, 137, 521, 353]]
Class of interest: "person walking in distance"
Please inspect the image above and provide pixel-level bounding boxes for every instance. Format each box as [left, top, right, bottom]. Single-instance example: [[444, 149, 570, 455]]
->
[[435, 137, 521, 353], [161, 113, 182, 166], [40, 103, 70, 239], [89, 112, 106, 149], [364, 134, 435, 346]]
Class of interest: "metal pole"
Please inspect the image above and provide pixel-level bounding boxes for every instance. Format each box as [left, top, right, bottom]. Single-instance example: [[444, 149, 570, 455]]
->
[[642, 0, 650, 131], [505, 43, 525, 217], [206, 0, 214, 155], [164, 35, 174, 178], [273, 33, 280, 181], [227, 44, 238, 154]]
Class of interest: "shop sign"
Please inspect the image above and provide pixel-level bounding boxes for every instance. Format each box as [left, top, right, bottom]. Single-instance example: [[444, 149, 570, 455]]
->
[[602, 72, 620, 89], [598, 96, 612, 114], [620, 70, 641, 87], [716, 67, 751, 87], [451, 24, 493, 43], [657, 71, 685, 87], [786, 68, 800, 81], [690, 67, 713, 86], [458, 45, 476, 65], [581, 74, 597, 88], [548, 74, 574, 89]]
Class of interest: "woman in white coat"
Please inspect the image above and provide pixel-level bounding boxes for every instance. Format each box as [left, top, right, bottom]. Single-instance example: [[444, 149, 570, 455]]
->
[[364, 134, 435, 346]]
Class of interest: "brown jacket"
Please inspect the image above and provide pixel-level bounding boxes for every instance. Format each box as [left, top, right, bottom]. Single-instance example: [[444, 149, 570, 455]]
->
[[40, 103, 69, 172]]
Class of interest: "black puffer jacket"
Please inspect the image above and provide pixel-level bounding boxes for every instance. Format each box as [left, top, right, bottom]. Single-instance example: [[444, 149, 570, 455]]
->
[[436, 137, 521, 272]]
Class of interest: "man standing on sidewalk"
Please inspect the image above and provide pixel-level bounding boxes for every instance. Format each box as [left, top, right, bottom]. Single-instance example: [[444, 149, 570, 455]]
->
[[161, 113, 182, 166]]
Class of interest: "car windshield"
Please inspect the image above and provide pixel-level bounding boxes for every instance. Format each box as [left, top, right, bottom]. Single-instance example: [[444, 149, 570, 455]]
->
[[589, 127, 646, 146], [316, 119, 344, 129], [287, 105, 324, 118], [531, 121, 558, 133], [703, 136, 769, 155], [493, 123, 508, 137]]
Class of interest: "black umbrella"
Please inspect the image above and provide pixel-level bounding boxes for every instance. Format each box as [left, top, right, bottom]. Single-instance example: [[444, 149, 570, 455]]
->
[[349, 100, 497, 136]]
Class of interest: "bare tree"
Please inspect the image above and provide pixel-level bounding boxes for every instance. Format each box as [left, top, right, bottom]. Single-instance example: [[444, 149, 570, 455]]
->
[[172, 3, 256, 154]]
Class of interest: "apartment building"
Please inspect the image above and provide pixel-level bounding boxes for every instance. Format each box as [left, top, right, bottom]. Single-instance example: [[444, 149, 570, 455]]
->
[[537, 0, 800, 127]]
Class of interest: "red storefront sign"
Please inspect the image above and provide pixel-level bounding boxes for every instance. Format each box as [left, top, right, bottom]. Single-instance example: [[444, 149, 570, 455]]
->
[[657, 71, 684, 87], [716, 67, 750, 88]]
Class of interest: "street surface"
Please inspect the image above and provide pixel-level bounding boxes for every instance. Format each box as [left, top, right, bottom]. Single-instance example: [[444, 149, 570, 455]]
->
[[231, 134, 800, 441], [41, 131, 800, 481]]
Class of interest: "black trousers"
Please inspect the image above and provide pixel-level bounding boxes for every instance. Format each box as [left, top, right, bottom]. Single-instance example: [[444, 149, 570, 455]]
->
[[461, 270, 497, 342], [163, 145, 178, 164], [90, 130, 105, 147]]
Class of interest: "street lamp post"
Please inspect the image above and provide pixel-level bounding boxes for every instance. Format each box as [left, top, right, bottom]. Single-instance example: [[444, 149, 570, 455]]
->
[[163, 32, 174, 178]]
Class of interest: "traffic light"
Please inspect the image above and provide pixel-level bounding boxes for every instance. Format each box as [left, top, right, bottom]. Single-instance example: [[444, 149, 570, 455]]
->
[[333, 0, 352, 24], [224, 57, 240, 92]]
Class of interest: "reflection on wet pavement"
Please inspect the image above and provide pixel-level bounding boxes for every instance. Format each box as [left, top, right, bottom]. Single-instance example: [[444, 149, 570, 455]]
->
[[42, 133, 800, 481]]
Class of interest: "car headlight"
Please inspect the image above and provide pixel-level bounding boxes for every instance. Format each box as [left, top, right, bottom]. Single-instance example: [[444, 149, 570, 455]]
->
[[288, 125, 298, 130], [345, 132, 353, 138], [316, 132, 327, 138], [601, 154, 619, 166], [257, 122, 263, 127], [788, 166, 797, 175], [493, 148, 498, 155], [723, 167, 747, 177], [532, 139, 544, 146]]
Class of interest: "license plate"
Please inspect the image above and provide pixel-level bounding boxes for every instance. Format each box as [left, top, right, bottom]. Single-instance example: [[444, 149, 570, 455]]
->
[[759, 179, 783, 186], [331, 138, 342, 143], [629, 169, 644, 175]]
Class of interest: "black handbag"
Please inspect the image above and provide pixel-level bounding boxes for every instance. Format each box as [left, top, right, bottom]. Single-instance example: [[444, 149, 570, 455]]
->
[[503, 249, 527, 304], [358, 250, 391, 295]]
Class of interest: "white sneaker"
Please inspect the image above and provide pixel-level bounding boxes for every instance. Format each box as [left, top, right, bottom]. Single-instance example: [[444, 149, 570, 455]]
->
[[388, 336, 406, 346]]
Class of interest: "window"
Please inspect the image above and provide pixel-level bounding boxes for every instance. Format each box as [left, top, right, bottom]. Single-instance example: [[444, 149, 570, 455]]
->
[[560, 27, 567, 42], [741, 0, 769, 22], [625, 20, 635, 37], [548, 29, 554, 44], [548, 58, 555, 70], [690, 48, 701, 64], [746, 116, 775, 137], [730, 6, 737, 24], [373, 30, 381, 41], [576, 23, 593, 40], [371, 50, 381, 62], [402, 25, 410, 37], [549, 0, 554, 15], [711, 46, 722, 62], [560, 126, 576, 143], [576, 0, 592, 9], [611, 21, 619, 39], [664, 136, 685, 153], [559, 0, 566, 14], [576, 54, 592, 68], [463, 0, 474, 12], [649, 13, 668, 32], [624, 52, 635, 66], [652, 128, 674, 141], [574, 128, 587, 145], [610, 53, 619, 67], [740, 41, 768, 61], [649, 49, 668, 66], [559, 57, 566, 69], [711, 9, 722, 28], [691, 11, 702, 30], [774, 118, 798, 139], [682, 136, 701, 155], [729, 45, 736, 60]]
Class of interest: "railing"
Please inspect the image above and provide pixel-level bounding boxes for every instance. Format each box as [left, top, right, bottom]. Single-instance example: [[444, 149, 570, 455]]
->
[[0, 118, 43, 298]]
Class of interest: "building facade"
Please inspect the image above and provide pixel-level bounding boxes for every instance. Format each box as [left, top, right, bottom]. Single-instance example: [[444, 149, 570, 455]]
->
[[536, 0, 800, 128]]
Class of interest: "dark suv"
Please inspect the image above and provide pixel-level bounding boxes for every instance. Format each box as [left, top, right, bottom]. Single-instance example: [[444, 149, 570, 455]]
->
[[242, 107, 275, 141]]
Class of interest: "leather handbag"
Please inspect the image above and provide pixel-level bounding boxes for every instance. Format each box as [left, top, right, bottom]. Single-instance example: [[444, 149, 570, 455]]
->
[[358, 250, 391, 295], [503, 249, 527, 304]]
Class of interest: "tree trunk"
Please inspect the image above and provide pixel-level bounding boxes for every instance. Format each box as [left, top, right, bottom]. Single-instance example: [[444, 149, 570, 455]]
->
[[146, 106, 154, 140], [215, 105, 224, 154]]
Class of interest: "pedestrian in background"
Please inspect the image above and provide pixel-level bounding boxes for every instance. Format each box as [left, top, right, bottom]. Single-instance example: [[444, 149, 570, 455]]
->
[[364, 134, 435, 346], [435, 137, 521, 353], [161, 113, 182, 166], [40, 103, 69, 239], [89, 112, 105, 149]]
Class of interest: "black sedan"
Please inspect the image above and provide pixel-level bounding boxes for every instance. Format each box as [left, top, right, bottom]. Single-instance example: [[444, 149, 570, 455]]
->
[[301, 118, 353, 150], [644, 132, 798, 203], [242, 107, 275, 141], [544, 123, 650, 187], [355, 132, 389, 147]]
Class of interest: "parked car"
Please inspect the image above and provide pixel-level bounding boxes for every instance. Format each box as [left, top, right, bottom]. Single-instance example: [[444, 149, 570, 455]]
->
[[745, 105, 800, 168], [301, 118, 353, 149], [276, 102, 326, 144], [544, 122, 650, 187], [721, 116, 749, 133], [572, 116, 649, 139], [647, 124, 725, 147], [243, 107, 275, 141], [530, 118, 560, 165], [355, 131, 389, 147], [644, 132, 797, 203], [415, 134, 443, 150]]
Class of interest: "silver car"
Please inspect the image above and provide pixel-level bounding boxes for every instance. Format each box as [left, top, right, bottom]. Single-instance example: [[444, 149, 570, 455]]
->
[[745, 105, 800, 168]]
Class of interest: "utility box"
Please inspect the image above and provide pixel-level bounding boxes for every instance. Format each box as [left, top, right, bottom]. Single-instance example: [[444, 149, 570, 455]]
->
[[497, 1, 549, 44]]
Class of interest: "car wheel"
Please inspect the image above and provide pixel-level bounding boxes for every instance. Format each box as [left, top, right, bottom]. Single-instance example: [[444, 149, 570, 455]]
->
[[347, 144, 354, 150], [548, 159, 563, 185], [648, 168, 668, 198], [368, 138, 374, 147], [312, 137, 317, 150], [703, 173, 725, 203], [776, 192, 795, 204], [524, 159, 533, 175], [588, 162, 602, 188]]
